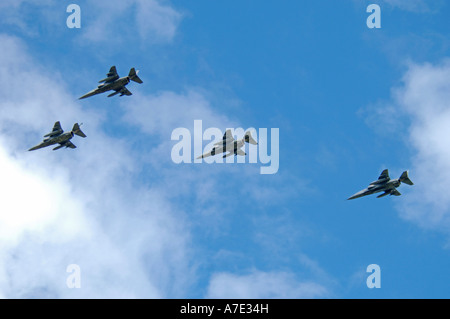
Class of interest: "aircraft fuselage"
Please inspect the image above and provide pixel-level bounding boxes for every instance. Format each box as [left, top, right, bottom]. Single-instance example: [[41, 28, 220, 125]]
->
[[31, 132, 74, 150], [211, 140, 243, 156], [349, 179, 401, 200], [97, 77, 130, 92], [80, 77, 131, 99]]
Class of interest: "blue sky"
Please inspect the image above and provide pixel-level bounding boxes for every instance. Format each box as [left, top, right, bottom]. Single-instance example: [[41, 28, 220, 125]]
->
[[0, 0, 449, 298]]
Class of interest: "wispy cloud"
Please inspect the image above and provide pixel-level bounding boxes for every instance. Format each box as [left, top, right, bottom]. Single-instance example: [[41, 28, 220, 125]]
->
[[0, 33, 194, 298], [365, 59, 450, 232], [0, 23, 328, 297], [206, 270, 329, 298], [381, 0, 444, 13], [79, 0, 183, 45], [122, 89, 235, 138], [395, 59, 450, 231], [0, 0, 183, 44]]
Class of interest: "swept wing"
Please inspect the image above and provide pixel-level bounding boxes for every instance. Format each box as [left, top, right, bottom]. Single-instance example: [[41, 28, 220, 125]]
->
[[44, 121, 63, 138], [98, 66, 120, 83], [223, 148, 246, 158], [378, 169, 390, 181], [52, 140, 76, 151], [63, 140, 77, 149], [214, 129, 234, 146], [118, 86, 132, 96]]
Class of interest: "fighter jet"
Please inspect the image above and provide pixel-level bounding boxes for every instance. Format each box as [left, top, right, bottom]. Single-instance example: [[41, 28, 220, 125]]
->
[[28, 121, 86, 151], [347, 169, 414, 200], [79, 66, 143, 100], [197, 129, 258, 159]]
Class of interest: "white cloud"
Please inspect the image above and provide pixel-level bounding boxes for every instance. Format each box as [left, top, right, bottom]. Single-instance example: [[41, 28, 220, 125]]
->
[[0, 30, 329, 298], [351, 0, 443, 14], [206, 270, 328, 299], [0, 141, 89, 245], [369, 59, 450, 231], [0, 0, 183, 44], [0, 0, 62, 37], [80, 0, 183, 44], [382, 0, 431, 12], [134, 0, 183, 42], [378, 0, 446, 13], [0, 33, 194, 298], [122, 90, 235, 138]]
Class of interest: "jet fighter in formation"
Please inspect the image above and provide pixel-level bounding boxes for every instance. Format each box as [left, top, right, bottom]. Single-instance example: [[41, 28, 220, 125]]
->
[[28, 121, 87, 151], [197, 129, 258, 159], [28, 65, 143, 152], [79, 66, 143, 100], [27, 63, 417, 202], [347, 169, 414, 200]]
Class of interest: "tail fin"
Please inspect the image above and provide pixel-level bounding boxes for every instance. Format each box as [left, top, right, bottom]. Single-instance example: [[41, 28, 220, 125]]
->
[[128, 68, 143, 84], [399, 171, 414, 185], [72, 123, 87, 138], [243, 130, 258, 145]]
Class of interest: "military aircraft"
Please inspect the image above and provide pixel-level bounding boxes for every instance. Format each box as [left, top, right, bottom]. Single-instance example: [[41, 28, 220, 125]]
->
[[347, 169, 414, 200], [197, 129, 258, 159], [79, 66, 143, 99], [28, 121, 86, 151]]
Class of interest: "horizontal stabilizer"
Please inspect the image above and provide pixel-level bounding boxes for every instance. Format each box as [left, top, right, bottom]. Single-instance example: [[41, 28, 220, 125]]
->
[[244, 130, 258, 145], [128, 68, 143, 84], [72, 123, 87, 138], [399, 171, 414, 185]]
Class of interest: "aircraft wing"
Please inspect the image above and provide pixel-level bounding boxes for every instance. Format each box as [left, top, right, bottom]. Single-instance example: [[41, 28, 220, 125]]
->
[[378, 169, 390, 181], [98, 66, 120, 84], [107, 66, 118, 77], [223, 152, 234, 158], [214, 129, 234, 146], [197, 149, 217, 159], [390, 188, 401, 196], [52, 140, 76, 151], [222, 148, 246, 158], [115, 86, 132, 96], [52, 121, 62, 133], [62, 140, 77, 149], [121, 87, 132, 96], [44, 121, 63, 137]]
